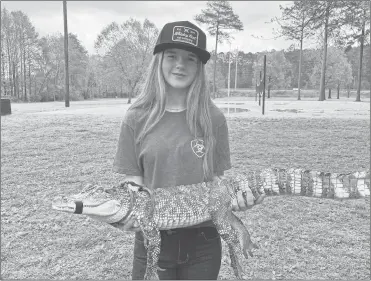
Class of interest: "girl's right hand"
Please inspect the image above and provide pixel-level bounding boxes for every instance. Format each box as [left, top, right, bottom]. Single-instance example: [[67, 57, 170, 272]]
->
[[115, 175, 144, 231], [114, 217, 141, 232]]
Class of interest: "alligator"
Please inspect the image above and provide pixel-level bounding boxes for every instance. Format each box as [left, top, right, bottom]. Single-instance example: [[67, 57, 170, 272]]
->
[[52, 168, 370, 280]]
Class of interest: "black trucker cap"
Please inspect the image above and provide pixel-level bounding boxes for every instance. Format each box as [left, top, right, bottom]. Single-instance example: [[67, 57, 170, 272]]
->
[[153, 21, 211, 64]]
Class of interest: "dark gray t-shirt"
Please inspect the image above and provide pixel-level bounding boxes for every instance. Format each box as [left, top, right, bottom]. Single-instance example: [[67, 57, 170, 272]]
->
[[113, 104, 231, 190]]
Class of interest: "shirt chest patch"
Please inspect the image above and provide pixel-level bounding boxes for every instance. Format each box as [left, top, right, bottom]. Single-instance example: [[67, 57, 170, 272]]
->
[[191, 138, 205, 158]]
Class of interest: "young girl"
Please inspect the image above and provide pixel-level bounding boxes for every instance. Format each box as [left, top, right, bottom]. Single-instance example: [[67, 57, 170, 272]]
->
[[113, 20, 262, 280]]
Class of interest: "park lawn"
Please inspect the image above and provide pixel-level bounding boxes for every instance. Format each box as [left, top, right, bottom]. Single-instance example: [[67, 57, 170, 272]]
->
[[1, 107, 370, 280]]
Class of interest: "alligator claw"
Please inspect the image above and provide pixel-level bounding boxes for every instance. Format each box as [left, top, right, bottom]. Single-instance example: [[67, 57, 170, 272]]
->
[[241, 233, 258, 259], [244, 241, 259, 258], [233, 258, 249, 280]]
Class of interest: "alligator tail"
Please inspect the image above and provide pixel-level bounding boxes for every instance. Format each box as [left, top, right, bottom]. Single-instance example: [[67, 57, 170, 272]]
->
[[244, 168, 370, 200]]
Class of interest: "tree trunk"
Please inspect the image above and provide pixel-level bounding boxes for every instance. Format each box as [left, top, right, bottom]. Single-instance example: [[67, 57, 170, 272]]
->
[[355, 17, 365, 102], [319, 4, 330, 101], [297, 38, 303, 100], [127, 80, 132, 104], [12, 62, 17, 98], [268, 76, 271, 98], [298, 19, 304, 101], [6, 42, 13, 96], [337, 83, 340, 99], [63, 0, 70, 107], [23, 48, 27, 101], [255, 78, 258, 101], [16, 68, 20, 100], [46, 81, 50, 102], [347, 84, 350, 98], [234, 52, 238, 90], [213, 23, 219, 99], [1, 53, 6, 95], [28, 50, 31, 99], [20, 51, 24, 99], [328, 88, 331, 99], [9, 63, 13, 96]]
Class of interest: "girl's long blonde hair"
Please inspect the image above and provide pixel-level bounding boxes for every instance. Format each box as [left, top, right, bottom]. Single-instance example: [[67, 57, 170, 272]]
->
[[130, 52, 215, 181]]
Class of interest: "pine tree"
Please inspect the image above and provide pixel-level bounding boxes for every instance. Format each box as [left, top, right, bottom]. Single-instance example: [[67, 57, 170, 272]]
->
[[335, 0, 370, 102], [272, 1, 315, 100], [194, 1, 243, 98]]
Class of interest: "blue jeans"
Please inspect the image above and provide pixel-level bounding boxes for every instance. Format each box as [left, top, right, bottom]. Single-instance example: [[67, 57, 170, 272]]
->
[[131, 227, 222, 280]]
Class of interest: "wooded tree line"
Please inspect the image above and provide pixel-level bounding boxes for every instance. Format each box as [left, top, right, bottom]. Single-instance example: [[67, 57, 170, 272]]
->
[[207, 45, 370, 91], [1, 8, 89, 102], [268, 0, 370, 100], [195, 0, 370, 100], [1, 0, 370, 102]]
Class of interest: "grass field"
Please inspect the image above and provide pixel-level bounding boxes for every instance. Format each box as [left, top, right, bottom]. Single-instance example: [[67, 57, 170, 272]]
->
[[1, 98, 370, 280]]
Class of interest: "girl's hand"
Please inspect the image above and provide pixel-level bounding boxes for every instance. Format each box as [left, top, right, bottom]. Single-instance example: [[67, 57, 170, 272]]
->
[[112, 175, 144, 231], [232, 188, 266, 212], [112, 217, 141, 232], [212, 175, 265, 212]]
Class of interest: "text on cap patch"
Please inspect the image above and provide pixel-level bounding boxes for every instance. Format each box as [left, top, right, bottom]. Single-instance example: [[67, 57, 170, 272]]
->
[[172, 26, 199, 47]]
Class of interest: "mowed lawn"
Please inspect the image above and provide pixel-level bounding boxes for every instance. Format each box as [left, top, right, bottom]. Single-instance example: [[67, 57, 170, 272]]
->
[[1, 99, 370, 280]]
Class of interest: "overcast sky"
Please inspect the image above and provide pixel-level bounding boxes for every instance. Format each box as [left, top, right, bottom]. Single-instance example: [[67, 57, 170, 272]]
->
[[2, 1, 310, 55]]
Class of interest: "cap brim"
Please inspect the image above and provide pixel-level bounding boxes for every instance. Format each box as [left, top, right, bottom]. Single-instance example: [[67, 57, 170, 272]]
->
[[154, 43, 210, 64]]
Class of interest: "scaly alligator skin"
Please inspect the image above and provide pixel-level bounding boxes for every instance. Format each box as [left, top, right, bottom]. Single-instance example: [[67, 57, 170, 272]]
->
[[52, 168, 370, 280], [246, 168, 370, 199]]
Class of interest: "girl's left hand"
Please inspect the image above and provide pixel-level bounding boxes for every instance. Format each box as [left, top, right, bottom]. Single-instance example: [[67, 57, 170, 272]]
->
[[232, 188, 265, 212], [212, 175, 265, 212]]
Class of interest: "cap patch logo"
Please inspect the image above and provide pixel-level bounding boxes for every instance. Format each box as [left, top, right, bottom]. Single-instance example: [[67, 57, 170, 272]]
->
[[172, 26, 199, 47]]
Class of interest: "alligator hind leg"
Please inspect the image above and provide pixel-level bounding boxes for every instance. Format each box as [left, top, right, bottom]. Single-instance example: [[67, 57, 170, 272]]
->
[[230, 213, 259, 259], [227, 243, 244, 279], [210, 209, 249, 279]]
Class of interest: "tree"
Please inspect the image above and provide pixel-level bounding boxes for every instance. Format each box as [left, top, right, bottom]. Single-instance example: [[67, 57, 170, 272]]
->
[[254, 50, 292, 90], [305, 0, 356, 101], [194, 0, 243, 98], [336, 0, 370, 101], [1, 8, 39, 101], [205, 52, 226, 93], [32, 33, 88, 102], [240, 52, 257, 88], [85, 55, 101, 99], [95, 18, 158, 103], [272, 1, 315, 100], [284, 46, 301, 88], [309, 47, 353, 96], [309, 1, 332, 101]]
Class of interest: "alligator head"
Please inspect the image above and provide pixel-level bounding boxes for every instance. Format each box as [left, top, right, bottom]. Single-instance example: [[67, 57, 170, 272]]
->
[[52, 182, 134, 224]]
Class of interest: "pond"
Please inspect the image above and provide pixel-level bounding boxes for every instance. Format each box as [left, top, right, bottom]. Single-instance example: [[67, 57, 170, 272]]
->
[[219, 107, 250, 114], [220, 102, 245, 105]]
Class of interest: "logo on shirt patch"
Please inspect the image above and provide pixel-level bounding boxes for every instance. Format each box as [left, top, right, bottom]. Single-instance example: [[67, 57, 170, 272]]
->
[[191, 139, 205, 158]]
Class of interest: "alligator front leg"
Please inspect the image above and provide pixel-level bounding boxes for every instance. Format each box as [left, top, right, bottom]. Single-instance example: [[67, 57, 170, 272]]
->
[[138, 220, 161, 280]]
